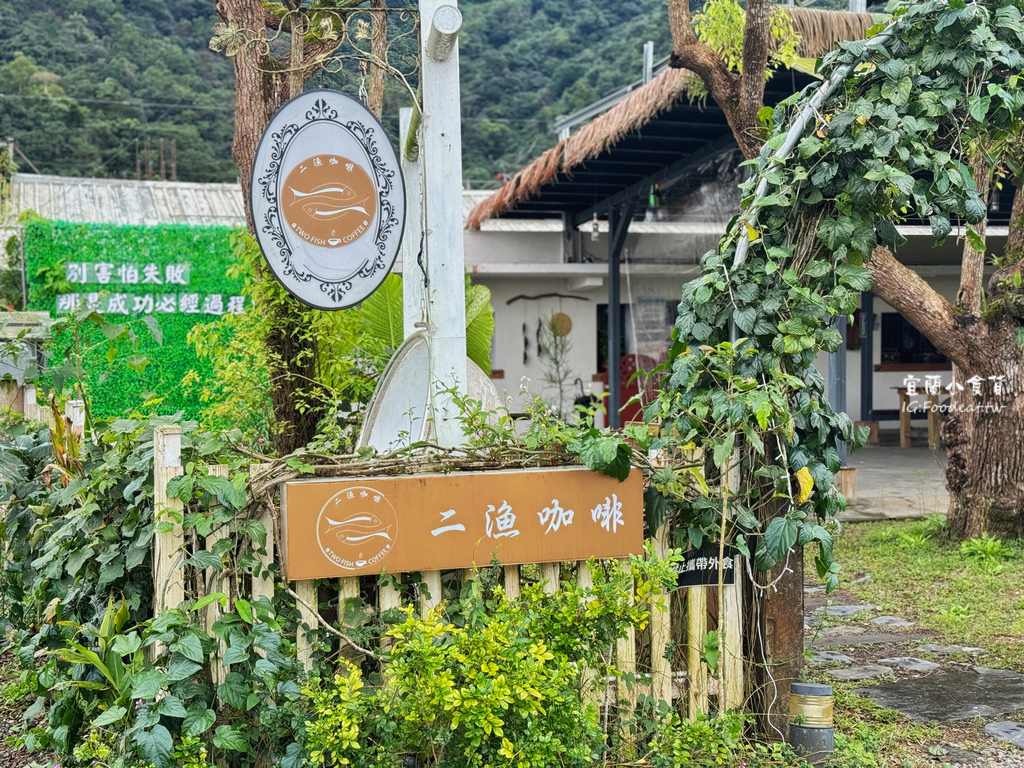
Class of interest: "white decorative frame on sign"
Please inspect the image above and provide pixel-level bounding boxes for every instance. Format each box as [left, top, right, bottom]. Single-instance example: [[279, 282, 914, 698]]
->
[[251, 90, 405, 310]]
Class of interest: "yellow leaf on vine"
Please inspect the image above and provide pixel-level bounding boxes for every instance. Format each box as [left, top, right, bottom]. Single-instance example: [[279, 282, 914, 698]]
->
[[795, 467, 814, 504], [744, 222, 760, 243]]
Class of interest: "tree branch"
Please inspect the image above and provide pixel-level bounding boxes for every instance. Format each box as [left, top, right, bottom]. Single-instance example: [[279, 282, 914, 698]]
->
[[666, 0, 754, 157], [867, 246, 974, 369], [957, 145, 991, 313], [285, 586, 379, 659], [739, 0, 772, 129]]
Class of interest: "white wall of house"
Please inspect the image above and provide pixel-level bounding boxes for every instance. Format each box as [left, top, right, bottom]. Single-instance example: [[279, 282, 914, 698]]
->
[[460, 220, 973, 428]]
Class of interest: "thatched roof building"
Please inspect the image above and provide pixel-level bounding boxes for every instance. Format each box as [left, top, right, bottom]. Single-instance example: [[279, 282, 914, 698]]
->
[[465, 7, 876, 230]]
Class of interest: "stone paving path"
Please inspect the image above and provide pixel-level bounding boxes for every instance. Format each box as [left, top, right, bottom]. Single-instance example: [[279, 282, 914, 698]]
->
[[804, 583, 1024, 765]]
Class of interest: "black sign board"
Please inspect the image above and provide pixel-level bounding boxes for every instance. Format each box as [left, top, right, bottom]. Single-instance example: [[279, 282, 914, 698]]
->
[[675, 545, 736, 589]]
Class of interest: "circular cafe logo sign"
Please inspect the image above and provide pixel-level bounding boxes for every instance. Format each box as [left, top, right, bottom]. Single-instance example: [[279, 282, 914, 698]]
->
[[315, 485, 397, 571], [251, 90, 405, 310]]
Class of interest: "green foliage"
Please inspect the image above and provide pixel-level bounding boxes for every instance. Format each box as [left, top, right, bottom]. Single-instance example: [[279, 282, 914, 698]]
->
[[0, 0, 236, 183], [649, 711, 804, 767], [23, 220, 244, 420], [451, 0, 674, 180], [693, 0, 800, 75], [661, 0, 1024, 585], [961, 532, 1014, 563], [304, 555, 679, 768], [357, 271, 496, 375]]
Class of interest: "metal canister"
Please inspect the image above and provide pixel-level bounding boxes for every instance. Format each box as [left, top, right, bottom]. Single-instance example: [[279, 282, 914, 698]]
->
[[789, 682, 834, 765]]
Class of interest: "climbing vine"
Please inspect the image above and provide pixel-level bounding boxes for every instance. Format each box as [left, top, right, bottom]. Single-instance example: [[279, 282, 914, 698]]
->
[[653, 0, 1024, 583]]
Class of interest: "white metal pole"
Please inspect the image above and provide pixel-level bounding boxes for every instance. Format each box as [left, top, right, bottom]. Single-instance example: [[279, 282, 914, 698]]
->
[[399, 107, 426, 340], [419, 0, 467, 448]]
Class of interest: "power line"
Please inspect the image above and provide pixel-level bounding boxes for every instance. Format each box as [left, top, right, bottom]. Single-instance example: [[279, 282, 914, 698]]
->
[[0, 92, 552, 123], [0, 92, 235, 113]]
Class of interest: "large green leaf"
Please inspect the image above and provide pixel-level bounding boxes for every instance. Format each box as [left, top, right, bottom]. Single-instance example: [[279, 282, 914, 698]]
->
[[358, 274, 495, 373], [360, 273, 404, 350], [465, 284, 494, 375], [135, 725, 173, 768]]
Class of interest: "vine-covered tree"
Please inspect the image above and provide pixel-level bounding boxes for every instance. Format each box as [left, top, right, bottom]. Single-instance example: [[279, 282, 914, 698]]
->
[[211, 0, 387, 455], [668, 0, 1024, 540]]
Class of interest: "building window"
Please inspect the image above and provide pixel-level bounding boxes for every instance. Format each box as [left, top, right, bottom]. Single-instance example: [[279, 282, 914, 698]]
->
[[880, 312, 948, 366]]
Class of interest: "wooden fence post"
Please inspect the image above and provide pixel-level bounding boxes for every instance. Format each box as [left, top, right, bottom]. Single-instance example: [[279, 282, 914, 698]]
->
[[419, 570, 442, 613], [687, 586, 709, 719], [23, 384, 37, 421], [378, 576, 402, 652], [616, 556, 637, 746], [721, 448, 745, 712], [722, 555, 744, 711], [650, 521, 673, 707], [540, 562, 560, 594], [503, 565, 520, 600], [578, 561, 601, 712], [64, 399, 85, 437], [294, 580, 318, 672], [153, 425, 185, 619]]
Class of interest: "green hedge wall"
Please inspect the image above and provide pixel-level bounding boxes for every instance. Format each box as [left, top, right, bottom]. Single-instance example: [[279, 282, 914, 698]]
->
[[24, 220, 244, 419]]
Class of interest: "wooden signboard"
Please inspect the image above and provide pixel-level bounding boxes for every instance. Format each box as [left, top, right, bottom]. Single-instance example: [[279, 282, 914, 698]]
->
[[280, 467, 644, 579]]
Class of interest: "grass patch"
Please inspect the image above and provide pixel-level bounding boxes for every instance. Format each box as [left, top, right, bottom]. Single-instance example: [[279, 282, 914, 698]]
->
[[801, 518, 1024, 766], [817, 518, 1024, 672]]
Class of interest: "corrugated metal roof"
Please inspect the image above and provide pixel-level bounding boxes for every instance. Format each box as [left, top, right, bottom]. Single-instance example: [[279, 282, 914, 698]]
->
[[7, 174, 247, 227], [4, 174, 563, 233]]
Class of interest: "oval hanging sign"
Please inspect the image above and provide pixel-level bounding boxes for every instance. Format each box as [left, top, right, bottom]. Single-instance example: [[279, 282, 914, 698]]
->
[[251, 90, 405, 310]]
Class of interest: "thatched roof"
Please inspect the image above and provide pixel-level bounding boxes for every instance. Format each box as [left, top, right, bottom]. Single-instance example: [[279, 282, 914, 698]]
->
[[465, 8, 876, 230]]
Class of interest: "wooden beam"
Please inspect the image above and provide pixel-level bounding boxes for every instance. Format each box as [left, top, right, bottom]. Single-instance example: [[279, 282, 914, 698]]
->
[[573, 134, 737, 227]]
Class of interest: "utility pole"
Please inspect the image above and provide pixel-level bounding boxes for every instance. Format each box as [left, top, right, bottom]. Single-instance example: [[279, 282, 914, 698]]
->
[[419, 0, 467, 448], [135, 139, 141, 180], [159, 139, 166, 181], [170, 139, 177, 181]]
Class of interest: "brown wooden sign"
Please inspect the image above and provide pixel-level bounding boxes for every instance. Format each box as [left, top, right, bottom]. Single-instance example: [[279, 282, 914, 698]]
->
[[280, 467, 644, 580]]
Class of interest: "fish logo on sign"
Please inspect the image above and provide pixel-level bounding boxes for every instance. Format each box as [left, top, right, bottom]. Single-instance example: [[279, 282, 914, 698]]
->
[[282, 154, 378, 248], [315, 485, 397, 571]]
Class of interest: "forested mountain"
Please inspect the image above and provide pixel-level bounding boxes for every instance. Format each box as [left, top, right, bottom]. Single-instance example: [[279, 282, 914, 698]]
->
[[0, 1, 237, 182], [0, 0, 841, 185]]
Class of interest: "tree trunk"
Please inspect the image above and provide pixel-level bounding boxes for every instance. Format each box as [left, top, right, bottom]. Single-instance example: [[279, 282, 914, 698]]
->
[[217, 0, 336, 455], [943, 320, 1024, 539], [869, 245, 1024, 539]]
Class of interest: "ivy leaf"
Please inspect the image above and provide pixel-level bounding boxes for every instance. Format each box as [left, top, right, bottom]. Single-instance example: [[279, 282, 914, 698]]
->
[[93, 705, 127, 727], [171, 633, 206, 664], [733, 306, 757, 333], [964, 196, 987, 225], [966, 228, 986, 252], [214, 724, 249, 752], [281, 742, 305, 768], [968, 94, 991, 122], [644, 486, 670, 532], [755, 517, 799, 571], [166, 658, 202, 683], [712, 432, 735, 469], [834, 263, 874, 292], [155, 695, 187, 718], [183, 702, 217, 737], [930, 214, 952, 243], [134, 725, 173, 768], [186, 550, 222, 571], [578, 435, 632, 482], [881, 76, 912, 106], [130, 669, 168, 700]]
